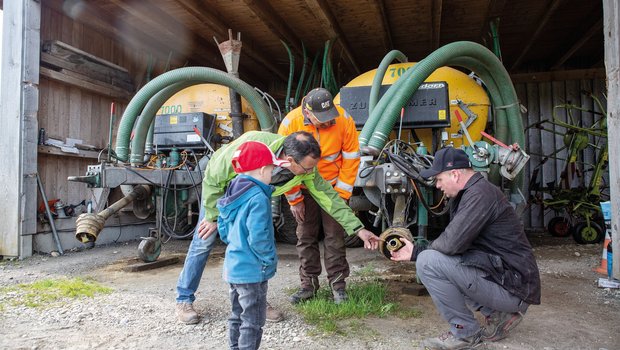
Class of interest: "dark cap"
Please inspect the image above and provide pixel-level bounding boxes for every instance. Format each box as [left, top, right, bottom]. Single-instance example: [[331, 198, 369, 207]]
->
[[303, 88, 339, 122], [420, 147, 472, 178]]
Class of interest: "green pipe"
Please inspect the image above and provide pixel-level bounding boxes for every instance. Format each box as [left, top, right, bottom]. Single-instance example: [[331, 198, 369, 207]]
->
[[130, 81, 198, 165], [145, 118, 155, 155], [490, 18, 503, 61], [293, 42, 308, 107], [303, 52, 321, 97], [281, 40, 294, 113], [115, 66, 275, 162], [365, 42, 522, 152], [362, 42, 524, 191], [368, 50, 408, 116]]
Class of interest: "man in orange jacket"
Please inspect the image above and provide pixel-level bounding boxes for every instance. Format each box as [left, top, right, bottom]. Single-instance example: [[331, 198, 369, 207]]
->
[[278, 87, 360, 304]]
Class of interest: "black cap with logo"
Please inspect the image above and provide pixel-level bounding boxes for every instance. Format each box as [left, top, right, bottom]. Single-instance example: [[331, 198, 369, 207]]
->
[[303, 88, 339, 122], [420, 147, 472, 178]]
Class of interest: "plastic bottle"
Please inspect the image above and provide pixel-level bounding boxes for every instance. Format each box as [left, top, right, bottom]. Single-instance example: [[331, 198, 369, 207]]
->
[[607, 239, 613, 279]]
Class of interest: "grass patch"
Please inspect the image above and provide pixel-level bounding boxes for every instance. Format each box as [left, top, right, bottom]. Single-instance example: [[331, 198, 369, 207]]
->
[[295, 281, 421, 335], [353, 262, 378, 278], [0, 277, 112, 308]]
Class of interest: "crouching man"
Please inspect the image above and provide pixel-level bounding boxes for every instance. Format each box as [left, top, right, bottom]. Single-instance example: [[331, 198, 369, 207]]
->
[[391, 147, 541, 350]]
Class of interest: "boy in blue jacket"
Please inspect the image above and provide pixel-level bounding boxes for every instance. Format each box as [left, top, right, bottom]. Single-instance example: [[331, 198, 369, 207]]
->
[[216, 141, 290, 350]]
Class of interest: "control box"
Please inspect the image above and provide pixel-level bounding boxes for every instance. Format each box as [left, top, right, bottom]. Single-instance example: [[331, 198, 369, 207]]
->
[[153, 112, 215, 150]]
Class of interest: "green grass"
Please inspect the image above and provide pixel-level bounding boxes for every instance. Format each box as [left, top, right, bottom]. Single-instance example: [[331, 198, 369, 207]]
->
[[0, 277, 112, 308], [294, 281, 421, 335]]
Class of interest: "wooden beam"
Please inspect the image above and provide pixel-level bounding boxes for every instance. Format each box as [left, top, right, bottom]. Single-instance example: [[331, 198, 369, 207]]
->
[[40, 67, 132, 100], [370, 0, 393, 52], [510, 0, 564, 71], [105, 0, 223, 69], [602, 0, 620, 278], [431, 0, 443, 50], [240, 0, 304, 57], [0, 0, 39, 257], [551, 19, 603, 70], [302, 0, 360, 74], [509, 68, 606, 83], [173, 0, 288, 82]]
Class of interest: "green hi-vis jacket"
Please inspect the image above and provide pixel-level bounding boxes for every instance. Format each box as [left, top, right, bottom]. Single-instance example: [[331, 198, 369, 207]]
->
[[201, 131, 365, 235]]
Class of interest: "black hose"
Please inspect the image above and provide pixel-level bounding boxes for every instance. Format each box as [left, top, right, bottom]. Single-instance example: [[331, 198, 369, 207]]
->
[[160, 169, 195, 239]]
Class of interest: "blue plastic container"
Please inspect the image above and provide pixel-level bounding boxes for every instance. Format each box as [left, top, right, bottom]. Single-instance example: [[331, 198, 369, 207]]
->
[[600, 201, 611, 222]]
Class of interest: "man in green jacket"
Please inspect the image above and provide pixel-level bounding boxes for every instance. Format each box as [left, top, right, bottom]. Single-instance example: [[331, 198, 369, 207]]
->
[[175, 130, 380, 324]]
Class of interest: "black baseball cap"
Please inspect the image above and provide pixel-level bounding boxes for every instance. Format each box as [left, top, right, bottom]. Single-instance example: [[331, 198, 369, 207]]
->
[[420, 147, 472, 178], [303, 88, 339, 122]]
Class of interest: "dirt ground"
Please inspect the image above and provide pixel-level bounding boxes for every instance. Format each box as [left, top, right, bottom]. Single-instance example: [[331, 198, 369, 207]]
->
[[1, 233, 619, 350]]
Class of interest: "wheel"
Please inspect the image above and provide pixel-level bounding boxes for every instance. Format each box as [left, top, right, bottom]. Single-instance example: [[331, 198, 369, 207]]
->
[[547, 217, 571, 237], [274, 200, 298, 244], [138, 237, 161, 262], [571, 222, 604, 244]]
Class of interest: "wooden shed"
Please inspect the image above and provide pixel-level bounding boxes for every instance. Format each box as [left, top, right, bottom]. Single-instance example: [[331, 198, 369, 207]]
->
[[0, 0, 618, 278]]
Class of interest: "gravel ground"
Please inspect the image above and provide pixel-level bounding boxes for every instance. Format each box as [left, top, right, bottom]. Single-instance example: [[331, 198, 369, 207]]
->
[[1, 234, 619, 350]]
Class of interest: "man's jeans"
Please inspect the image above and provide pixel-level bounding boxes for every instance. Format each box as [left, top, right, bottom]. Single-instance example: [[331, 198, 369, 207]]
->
[[228, 281, 268, 350], [176, 206, 217, 303], [416, 249, 529, 339]]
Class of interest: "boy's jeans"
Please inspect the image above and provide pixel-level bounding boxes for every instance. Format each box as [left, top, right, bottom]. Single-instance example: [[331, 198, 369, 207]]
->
[[176, 206, 217, 303], [228, 281, 268, 350]]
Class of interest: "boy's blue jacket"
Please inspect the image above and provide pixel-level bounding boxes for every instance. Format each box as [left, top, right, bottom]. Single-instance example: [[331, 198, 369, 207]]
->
[[217, 175, 278, 284]]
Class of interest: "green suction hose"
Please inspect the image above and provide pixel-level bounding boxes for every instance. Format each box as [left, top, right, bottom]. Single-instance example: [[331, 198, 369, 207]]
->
[[368, 50, 408, 116], [130, 81, 198, 165], [360, 42, 524, 192], [115, 67, 275, 162], [281, 40, 294, 113]]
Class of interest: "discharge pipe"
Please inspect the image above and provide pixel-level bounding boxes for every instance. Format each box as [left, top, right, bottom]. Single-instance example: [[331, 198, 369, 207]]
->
[[75, 185, 151, 243]]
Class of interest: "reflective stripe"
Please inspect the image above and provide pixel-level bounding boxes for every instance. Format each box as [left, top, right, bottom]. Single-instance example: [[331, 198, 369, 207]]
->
[[322, 151, 341, 162], [342, 151, 360, 159], [285, 190, 302, 201], [335, 179, 354, 193], [281, 117, 291, 127], [325, 176, 338, 184]]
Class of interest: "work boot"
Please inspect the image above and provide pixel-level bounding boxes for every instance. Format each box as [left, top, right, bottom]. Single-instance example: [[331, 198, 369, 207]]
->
[[482, 311, 523, 342], [420, 329, 483, 350], [176, 303, 200, 324], [289, 288, 316, 304], [266, 302, 284, 322], [332, 289, 348, 305]]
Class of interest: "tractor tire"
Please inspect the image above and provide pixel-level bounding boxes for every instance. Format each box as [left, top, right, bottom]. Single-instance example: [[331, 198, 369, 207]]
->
[[571, 222, 604, 244], [547, 216, 571, 237], [274, 201, 298, 244]]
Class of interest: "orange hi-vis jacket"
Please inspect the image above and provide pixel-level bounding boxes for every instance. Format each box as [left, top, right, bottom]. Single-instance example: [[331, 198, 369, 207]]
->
[[277, 105, 360, 205]]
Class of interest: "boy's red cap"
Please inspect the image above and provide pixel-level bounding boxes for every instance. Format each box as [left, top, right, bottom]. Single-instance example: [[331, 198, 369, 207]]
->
[[231, 141, 290, 173]]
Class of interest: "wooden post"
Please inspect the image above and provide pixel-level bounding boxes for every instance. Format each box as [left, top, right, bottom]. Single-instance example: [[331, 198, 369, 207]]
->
[[603, 0, 620, 278], [0, 0, 41, 257]]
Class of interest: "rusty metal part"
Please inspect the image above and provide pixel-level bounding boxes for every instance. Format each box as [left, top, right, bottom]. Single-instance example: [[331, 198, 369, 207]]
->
[[75, 185, 151, 243], [378, 226, 414, 259]]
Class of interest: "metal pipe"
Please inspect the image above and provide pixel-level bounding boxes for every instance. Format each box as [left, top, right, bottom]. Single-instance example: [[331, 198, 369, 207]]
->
[[36, 173, 64, 255]]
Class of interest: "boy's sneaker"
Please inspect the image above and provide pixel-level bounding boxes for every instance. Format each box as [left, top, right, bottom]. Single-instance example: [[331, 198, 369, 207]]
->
[[289, 288, 316, 304], [266, 302, 284, 322], [332, 289, 348, 304], [420, 330, 483, 350], [482, 311, 523, 342], [176, 303, 200, 324]]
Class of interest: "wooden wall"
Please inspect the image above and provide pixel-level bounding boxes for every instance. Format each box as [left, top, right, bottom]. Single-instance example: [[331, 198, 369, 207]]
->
[[37, 3, 164, 212], [514, 78, 608, 231]]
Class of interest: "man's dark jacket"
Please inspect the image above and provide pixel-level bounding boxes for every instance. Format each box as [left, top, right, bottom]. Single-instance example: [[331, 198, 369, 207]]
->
[[413, 172, 541, 305]]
